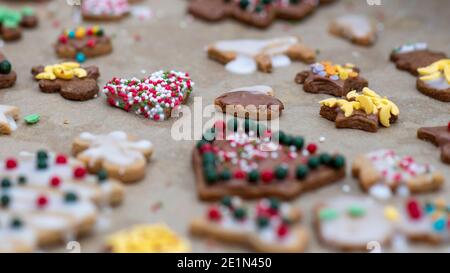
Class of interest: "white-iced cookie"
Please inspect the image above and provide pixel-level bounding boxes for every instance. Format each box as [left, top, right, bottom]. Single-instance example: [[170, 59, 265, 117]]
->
[[72, 131, 153, 184], [329, 14, 377, 46], [207, 37, 316, 74]]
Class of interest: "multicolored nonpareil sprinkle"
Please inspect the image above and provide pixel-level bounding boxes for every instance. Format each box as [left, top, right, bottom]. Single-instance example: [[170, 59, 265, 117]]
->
[[310, 61, 358, 81], [405, 199, 450, 233], [103, 71, 194, 121], [82, 0, 130, 17]]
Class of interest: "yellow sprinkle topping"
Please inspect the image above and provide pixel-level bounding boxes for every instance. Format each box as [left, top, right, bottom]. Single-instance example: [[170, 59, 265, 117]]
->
[[319, 87, 399, 127], [384, 206, 399, 222], [106, 224, 191, 253], [35, 62, 87, 80], [417, 59, 450, 84]]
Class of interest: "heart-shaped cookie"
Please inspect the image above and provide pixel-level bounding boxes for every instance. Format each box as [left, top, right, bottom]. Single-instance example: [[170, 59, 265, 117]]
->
[[103, 70, 194, 121]]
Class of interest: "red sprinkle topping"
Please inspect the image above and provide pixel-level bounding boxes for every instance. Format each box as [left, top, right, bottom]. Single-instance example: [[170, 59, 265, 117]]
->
[[86, 39, 96, 48], [55, 154, 68, 165], [50, 176, 61, 188], [234, 170, 246, 179], [306, 143, 317, 154], [199, 143, 212, 154], [277, 224, 289, 238], [407, 199, 422, 220], [5, 158, 18, 170], [207, 206, 222, 221], [261, 170, 274, 183], [36, 195, 48, 208], [73, 167, 87, 179], [448, 121, 450, 131], [58, 35, 68, 44]]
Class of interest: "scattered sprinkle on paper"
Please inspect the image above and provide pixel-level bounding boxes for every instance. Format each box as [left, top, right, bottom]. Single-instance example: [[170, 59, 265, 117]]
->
[[319, 136, 326, 143], [150, 201, 163, 212]]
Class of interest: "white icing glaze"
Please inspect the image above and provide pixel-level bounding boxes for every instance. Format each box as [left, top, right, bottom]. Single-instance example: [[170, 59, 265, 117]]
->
[[0, 152, 118, 203], [0, 213, 37, 252], [214, 37, 298, 57], [0, 105, 18, 132], [225, 55, 257, 74], [424, 76, 450, 90], [394, 42, 427, 54], [213, 37, 298, 74], [335, 14, 373, 38], [78, 131, 153, 167], [6, 116, 17, 131], [319, 196, 394, 247]]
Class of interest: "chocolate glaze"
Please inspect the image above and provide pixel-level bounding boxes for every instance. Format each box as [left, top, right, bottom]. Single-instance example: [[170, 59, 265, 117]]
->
[[390, 50, 447, 76], [295, 70, 368, 97]]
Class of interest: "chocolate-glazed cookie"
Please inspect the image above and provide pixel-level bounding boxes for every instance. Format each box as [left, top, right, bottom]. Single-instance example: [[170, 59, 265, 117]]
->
[[214, 86, 284, 120], [0, 52, 17, 89], [418, 123, 450, 164], [319, 88, 399, 133], [295, 61, 368, 97], [188, 0, 320, 29], [31, 62, 100, 101], [55, 26, 112, 63], [390, 43, 447, 76]]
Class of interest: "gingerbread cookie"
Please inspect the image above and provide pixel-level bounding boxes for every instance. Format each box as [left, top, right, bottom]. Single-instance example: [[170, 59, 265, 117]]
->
[[319, 88, 399, 132], [188, 0, 320, 29], [390, 43, 447, 76], [207, 37, 316, 74], [214, 85, 284, 120], [31, 62, 100, 101], [416, 59, 450, 102], [55, 26, 112, 63], [329, 14, 377, 46], [190, 196, 308, 253], [0, 52, 17, 89], [417, 123, 450, 164], [106, 224, 191, 253], [352, 149, 444, 200], [295, 61, 368, 97], [103, 70, 194, 121], [193, 119, 346, 201], [82, 0, 130, 21], [0, 6, 38, 41], [1, 150, 125, 206], [0, 105, 19, 135], [71, 131, 153, 184], [314, 196, 395, 251]]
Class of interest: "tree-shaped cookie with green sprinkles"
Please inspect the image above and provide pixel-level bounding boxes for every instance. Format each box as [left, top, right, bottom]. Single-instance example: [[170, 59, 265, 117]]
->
[[193, 119, 346, 201]]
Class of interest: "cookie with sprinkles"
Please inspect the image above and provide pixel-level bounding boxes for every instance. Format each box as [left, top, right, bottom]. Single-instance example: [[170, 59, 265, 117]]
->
[[329, 14, 377, 46], [397, 198, 450, 245], [0, 6, 38, 42], [190, 196, 308, 252], [214, 85, 284, 120], [352, 149, 444, 200], [103, 70, 194, 121], [31, 62, 100, 101], [314, 196, 395, 251], [55, 26, 112, 63], [0, 105, 19, 135], [417, 122, 450, 164], [188, 0, 320, 29], [319, 87, 399, 133], [0, 52, 17, 89], [416, 59, 450, 102], [0, 150, 125, 206], [390, 43, 447, 76], [71, 131, 154, 184], [207, 37, 316, 75], [82, 0, 130, 21], [295, 61, 368, 97], [193, 119, 346, 201]]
